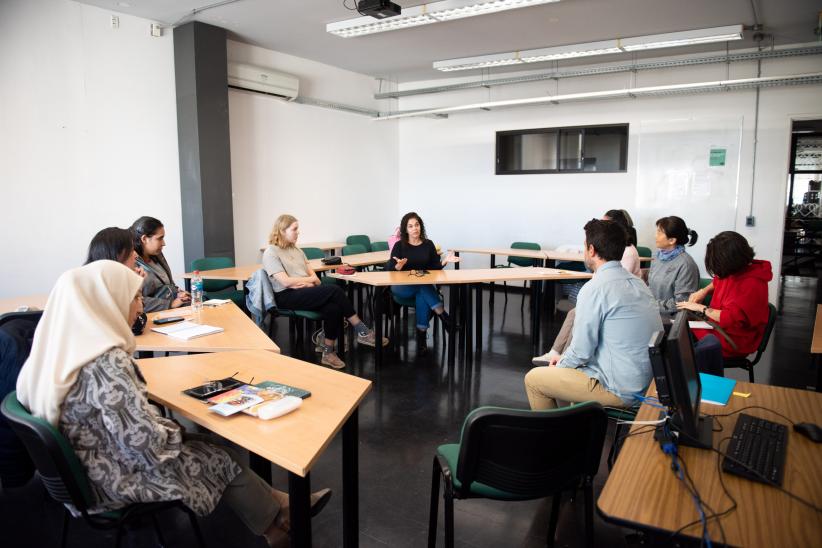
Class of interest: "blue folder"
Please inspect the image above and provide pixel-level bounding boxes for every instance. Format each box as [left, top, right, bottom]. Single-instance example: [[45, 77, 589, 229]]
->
[[699, 373, 736, 406]]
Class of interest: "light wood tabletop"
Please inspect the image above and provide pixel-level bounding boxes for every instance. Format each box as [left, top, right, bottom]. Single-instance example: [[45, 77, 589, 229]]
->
[[184, 250, 391, 281], [137, 349, 371, 477], [811, 305, 822, 354], [327, 267, 593, 287], [136, 302, 279, 353], [450, 247, 651, 263], [598, 381, 822, 547], [0, 294, 48, 316]]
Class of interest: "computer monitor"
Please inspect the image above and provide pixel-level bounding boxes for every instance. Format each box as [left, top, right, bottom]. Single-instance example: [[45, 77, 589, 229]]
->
[[648, 311, 714, 448]]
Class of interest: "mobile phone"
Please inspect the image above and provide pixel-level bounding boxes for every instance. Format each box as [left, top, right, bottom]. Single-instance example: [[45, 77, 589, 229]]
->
[[153, 316, 185, 325], [183, 377, 244, 400]]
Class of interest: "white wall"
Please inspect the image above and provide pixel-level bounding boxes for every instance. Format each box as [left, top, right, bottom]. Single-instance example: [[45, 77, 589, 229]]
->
[[396, 53, 822, 300], [226, 41, 399, 265], [0, 0, 181, 299]]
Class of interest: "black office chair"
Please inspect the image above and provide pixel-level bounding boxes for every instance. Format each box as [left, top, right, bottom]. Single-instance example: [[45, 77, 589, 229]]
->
[[1, 392, 206, 548], [723, 303, 777, 383], [428, 402, 607, 548]]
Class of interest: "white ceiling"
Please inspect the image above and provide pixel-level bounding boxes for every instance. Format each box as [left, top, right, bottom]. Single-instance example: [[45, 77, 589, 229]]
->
[[75, 0, 822, 82]]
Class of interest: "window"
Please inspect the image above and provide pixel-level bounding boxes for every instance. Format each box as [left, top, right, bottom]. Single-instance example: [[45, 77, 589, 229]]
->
[[496, 124, 628, 175]]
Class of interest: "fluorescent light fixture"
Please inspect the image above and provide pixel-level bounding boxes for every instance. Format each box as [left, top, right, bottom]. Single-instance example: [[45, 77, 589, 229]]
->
[[374, 72, 822, 120], [434, 24, 744, 71], [327, 0, 561, 38]]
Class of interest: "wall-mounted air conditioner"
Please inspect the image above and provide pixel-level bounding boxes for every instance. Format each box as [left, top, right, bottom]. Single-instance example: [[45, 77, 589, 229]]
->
[[227, 62, 299, 101]]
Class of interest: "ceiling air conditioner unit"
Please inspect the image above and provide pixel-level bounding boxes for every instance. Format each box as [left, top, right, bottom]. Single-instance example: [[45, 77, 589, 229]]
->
[[227, 62, 299, 101]]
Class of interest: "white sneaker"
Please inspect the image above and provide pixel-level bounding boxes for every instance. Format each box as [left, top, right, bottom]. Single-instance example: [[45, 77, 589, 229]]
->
[[532, 349, 560, 366]]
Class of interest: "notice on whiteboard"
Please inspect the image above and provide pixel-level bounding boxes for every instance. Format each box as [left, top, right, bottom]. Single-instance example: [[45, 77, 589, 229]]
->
[[709, 148, 727, 167]]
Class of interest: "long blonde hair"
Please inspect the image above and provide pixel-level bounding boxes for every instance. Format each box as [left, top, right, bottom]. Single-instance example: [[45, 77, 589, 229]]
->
[[269, 214, 298, 248]]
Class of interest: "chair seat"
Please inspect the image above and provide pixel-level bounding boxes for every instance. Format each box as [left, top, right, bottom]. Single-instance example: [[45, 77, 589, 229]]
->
[[436, 444, 534, 501], [277, 309, 323, 321], [605, 407, 638, 421]]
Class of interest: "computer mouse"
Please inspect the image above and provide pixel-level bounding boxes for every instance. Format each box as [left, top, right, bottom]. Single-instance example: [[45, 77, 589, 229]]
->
[[793, 422, 822, 443]]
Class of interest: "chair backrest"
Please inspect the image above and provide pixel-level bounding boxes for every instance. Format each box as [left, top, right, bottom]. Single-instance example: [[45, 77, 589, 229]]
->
[[343, 244, 367, 256], [371, 241, 389, 252], [346, 235, 372, 252], [1, 392, 94, 510], [508, 242, 541, 267], [455, 402, 607, 498], [698, 277, 713, 307], [0, 310, 43, 331], [750, 303, 777, 366], [191, 257, 236, 292], [636, 246, 653, 258], [301, 247, 325, 260]]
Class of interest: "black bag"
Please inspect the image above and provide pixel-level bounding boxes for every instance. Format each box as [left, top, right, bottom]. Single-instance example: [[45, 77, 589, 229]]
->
[[321, 256, 342, 265]]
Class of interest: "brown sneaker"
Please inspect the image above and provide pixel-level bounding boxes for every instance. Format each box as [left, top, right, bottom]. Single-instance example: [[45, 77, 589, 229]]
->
[[321, 351, 346, 369], [357, 329, 389, 348]]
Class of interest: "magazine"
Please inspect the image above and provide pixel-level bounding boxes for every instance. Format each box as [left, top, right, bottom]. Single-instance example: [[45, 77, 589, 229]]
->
[[207, 385, 264, 416]]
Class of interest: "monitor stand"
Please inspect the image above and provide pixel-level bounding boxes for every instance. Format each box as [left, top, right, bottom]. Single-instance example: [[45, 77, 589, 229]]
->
[[654, 411, 714, 449]]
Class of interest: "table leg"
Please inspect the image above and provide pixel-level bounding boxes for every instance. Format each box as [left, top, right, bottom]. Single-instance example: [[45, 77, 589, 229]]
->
[[816, 354, 822, 392], [532, 279, 542, 353], [544, 259, 556, 317], [343, 408, 359, 548], [465, 285, 473, 365], [288, 471, 312, 548], [375, 287, 384, 370], [489, 255, 496, 306], [475, 284, 482, 352], [448, 286, 457, 367]]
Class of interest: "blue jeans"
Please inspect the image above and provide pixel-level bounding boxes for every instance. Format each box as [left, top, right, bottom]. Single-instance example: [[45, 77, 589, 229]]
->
[[391, 285, 443, 329]]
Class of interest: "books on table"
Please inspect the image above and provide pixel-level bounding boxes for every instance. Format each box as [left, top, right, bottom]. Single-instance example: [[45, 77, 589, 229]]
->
[[150, 321, 223, 340], [699, 373, 736, 406], [207, 383, 303, 418]]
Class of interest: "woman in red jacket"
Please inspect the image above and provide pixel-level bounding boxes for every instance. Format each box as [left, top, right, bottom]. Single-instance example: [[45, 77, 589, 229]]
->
[[677, 231, 772, 363]]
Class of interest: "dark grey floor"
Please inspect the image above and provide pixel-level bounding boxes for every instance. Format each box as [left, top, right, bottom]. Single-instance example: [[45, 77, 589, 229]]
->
[[2, 277, 818, 548]]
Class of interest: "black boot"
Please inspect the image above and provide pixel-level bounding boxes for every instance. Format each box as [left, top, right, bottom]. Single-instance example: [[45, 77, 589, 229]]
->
[[416, 329, 429, 355], [439, 311, 451, 332]]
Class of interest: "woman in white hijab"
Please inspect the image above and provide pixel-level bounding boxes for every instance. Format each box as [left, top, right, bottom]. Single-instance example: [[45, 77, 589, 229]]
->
[[16, 261, 328, 546]]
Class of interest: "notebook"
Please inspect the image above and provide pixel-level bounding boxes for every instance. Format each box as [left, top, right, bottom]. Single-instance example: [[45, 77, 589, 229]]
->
[[688, 321, 714, 330], [150, 320, 224, 340], [203, 298, 231, 306], [699, 373, 736, 406]]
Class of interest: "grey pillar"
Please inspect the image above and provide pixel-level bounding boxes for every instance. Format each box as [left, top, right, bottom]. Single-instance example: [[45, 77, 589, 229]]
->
[[174, 21, 234, 269]]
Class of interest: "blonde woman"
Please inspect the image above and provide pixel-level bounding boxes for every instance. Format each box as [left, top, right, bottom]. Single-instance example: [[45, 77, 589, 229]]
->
[[15, 261, 331, 547], [262, 214, 386, 369]]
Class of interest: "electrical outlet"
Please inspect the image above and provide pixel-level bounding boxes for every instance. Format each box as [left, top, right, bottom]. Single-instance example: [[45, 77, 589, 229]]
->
[[110, 15, 119, 29], [745, 216, 755, 227]]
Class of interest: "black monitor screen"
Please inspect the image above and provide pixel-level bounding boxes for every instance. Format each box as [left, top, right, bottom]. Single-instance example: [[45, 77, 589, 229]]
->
[[664, 311, 704, 441]]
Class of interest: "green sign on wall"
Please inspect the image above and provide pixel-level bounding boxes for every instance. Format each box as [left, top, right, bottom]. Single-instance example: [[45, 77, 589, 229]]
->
[[710, 148, 727, 167]]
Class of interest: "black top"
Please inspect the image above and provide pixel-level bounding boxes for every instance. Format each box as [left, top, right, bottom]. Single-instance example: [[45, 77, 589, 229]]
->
[[387, 240, 443, 271]]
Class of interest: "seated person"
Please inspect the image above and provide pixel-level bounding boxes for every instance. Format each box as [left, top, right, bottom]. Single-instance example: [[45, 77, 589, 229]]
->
[[85, 226, 148, 333], [15, 261, 330, 547], [524, 219, 663, 409], [677, 231, 772, 369], [263, 214, 386, 370], [533, 208, 642, 364], [130, 216, 190, 312], [386, 212, 458, 353], [649, 216, 700, 316]]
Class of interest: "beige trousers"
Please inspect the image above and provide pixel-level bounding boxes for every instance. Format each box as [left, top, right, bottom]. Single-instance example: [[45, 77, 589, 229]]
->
[[551, 308, 576, 354], [524, 365, 626, 410]]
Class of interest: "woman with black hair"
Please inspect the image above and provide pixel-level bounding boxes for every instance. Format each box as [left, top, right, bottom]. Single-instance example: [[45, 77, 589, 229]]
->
[[604, 209, 641, 277], [648, 216, 700, 315], [387, 212, 459, 353], [130, 216, 190, 312], [678, 231, 772, 359]]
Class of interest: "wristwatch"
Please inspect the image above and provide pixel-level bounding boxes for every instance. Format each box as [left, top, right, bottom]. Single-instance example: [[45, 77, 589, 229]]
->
[[701, 306, 709, 319]]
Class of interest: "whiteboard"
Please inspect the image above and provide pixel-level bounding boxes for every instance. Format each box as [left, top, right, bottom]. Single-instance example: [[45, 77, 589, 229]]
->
[[635, 117, 743, 276]]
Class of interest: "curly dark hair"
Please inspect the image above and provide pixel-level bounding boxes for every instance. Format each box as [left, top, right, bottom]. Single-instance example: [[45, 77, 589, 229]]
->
[[399, 212, 427, 244], [705, 231, 755, 278]]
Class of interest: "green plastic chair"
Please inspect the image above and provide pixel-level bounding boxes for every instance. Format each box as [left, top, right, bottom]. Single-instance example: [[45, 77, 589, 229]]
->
[[346, 235, 372, 253], [342, 244, 367, 256], [1, 392, 205, 548], [371, 241, 389, 252], [301, 247, 325, 260], [428, 402, 607, 548], [190, 257, 244, 307], [636, 246, 653, 258], [494, 242, 542, 309], [698, 277, 713, 307]]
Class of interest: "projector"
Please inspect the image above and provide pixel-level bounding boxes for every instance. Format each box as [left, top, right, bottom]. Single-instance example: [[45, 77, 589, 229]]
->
[[358, 0, 401, 19]]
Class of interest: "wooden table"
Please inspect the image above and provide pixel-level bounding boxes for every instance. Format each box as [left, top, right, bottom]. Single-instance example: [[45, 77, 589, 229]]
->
[[328, 268, 592, 368], [598, 381, 822, 547], [0, 294, 48, 317], [136, 302, 279, 354], [810, 304, 822, 391], [138, 349, 371, 547]]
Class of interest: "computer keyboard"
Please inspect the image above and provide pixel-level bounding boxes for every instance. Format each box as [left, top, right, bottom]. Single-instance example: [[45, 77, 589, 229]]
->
[[722, 413, 787, 486]]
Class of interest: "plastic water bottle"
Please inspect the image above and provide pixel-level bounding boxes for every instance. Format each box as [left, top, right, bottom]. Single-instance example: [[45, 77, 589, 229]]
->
[[191, 270, 204, 318]]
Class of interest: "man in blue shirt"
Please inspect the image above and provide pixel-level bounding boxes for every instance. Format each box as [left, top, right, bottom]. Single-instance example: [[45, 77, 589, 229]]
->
[[525, 219, 662, 409]]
